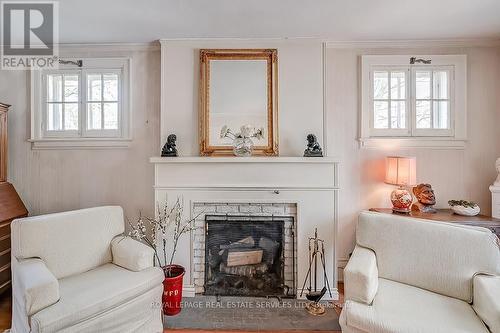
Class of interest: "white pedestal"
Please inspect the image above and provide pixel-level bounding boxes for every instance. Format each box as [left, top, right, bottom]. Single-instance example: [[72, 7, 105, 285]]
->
[[490, 185, 500, 219]]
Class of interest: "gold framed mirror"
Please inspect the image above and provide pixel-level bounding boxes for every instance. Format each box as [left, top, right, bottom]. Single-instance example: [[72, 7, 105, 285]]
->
[[199, 49, 278, 156]]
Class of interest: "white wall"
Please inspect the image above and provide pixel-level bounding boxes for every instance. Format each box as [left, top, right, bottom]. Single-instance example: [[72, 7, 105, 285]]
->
[[160, 39, 325, 156], [0, 46, 161, 220], [1, 41, 499, 279], [326, 44, 500, 270]]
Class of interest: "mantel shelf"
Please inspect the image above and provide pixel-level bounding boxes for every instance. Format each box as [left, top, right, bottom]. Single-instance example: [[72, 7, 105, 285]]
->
[[150, 156, 340, 164]]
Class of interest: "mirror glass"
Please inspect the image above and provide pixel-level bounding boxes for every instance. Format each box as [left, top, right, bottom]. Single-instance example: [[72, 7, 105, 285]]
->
[[199, 49, 278, 156], [209, 60, 268, 146]]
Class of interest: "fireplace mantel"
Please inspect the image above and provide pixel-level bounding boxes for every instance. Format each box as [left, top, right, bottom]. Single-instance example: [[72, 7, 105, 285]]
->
[[151, 156, 339, 190], [150, 156, 340, 299], [150, 156, 340, 164]]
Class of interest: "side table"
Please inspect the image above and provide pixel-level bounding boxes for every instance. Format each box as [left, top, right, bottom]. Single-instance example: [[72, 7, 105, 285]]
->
[[369, 208, 500, 238]]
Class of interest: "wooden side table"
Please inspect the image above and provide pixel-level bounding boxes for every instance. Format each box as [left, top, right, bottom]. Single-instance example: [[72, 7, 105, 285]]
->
[[0, 103, 28, 294], [369, 208, 500, 238]]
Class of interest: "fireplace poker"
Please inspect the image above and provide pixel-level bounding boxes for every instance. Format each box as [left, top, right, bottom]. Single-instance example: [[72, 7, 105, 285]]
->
[[299, 228, 332, 316]]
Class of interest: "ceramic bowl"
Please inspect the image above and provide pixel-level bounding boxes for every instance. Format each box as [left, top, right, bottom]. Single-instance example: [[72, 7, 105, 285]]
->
[[450, 204, 480, 216]]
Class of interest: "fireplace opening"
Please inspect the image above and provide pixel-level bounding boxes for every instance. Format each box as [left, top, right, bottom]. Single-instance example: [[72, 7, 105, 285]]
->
[[204, 215, 295, 298]]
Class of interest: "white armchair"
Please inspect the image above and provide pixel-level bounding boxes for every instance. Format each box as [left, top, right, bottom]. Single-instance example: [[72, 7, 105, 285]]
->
[[340, 211, 500, 333], [11, 206, 164, 333]]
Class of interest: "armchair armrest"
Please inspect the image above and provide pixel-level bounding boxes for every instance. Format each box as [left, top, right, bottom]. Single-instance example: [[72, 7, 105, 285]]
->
[[111, 236, 155, 271], [473, 275, 500, 333], [15, 258, 60, 316], [344, 245, 378, 304]]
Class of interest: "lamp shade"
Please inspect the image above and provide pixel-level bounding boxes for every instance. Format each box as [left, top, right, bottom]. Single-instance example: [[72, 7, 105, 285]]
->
[[385, 156, 416, 186]]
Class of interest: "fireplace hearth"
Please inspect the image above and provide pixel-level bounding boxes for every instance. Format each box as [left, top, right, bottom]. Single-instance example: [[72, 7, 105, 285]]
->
[[204, 215, 295, 298]]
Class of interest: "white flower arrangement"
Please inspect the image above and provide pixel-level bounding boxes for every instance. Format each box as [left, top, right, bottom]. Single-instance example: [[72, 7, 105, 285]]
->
[[220, 124, 264, 141], [128, 197, 202, 277]]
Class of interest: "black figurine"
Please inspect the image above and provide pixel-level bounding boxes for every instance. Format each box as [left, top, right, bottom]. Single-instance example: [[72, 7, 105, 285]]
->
[[161, 134, 178, 157], [303, 134, 323, 157]]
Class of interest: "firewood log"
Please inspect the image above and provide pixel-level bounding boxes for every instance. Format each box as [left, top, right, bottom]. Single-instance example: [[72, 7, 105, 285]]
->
[[219, 262, 268, 277], [225, 248, 263, 267]]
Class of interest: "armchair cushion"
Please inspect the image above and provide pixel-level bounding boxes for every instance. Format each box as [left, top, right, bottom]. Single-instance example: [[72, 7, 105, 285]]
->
[[11, 206, 125, 279], [344, 246, 378, 304], [16, 259, 59, 316], [340, 278, 489, 333], [473, 275, 500, 333], [111, 236, 155, 272], [31, 263, 164, 332]]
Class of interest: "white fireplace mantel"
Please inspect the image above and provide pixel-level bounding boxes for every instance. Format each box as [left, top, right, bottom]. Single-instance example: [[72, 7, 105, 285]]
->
[[150, 156, 340, 164], [151, 156, 340, 299], [151, 156, 339, 190]]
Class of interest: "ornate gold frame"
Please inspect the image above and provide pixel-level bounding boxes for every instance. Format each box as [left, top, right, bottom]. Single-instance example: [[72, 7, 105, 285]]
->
[[199, 49, 279, 156]]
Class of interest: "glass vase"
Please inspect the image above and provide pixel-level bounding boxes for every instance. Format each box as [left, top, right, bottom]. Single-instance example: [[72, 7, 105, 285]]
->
[[232, 137, 253, 157]]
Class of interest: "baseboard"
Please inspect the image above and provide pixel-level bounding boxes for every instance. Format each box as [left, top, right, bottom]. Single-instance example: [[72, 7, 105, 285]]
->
[[337, 258, 349, 282]]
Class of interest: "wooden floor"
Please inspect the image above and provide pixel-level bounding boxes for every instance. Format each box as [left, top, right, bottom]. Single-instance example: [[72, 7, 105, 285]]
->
[[0, 284, 344, 332], [0, 290, 11, 331]]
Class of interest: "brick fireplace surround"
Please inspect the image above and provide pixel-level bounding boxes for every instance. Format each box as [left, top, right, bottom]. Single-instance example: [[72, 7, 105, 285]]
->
[[192, 202, 297, 294]]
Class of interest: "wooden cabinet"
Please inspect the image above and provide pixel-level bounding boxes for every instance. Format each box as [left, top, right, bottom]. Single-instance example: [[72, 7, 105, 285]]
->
[[0, 103, 28, 294], [0, 103, 7, 183]]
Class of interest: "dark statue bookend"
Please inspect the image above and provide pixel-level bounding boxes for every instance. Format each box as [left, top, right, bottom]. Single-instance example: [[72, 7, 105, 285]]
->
[[161, 134, 178, 157], [303, 134, 323, 157], [411, 183, 437, 213]]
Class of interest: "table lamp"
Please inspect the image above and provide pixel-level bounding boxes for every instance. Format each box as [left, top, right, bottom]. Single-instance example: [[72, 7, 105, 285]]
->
[[385, 156, 416, 213]]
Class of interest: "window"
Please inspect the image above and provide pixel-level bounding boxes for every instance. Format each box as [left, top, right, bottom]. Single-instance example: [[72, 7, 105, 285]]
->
[[414, 68, 451, 132], [361, 55, 466, 148], [31, 58, 131, 149], [86, 73, 120, 133], [371, 68, 408, 135]]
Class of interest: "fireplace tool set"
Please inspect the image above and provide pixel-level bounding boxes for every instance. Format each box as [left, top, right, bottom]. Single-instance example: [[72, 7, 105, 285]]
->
[[300, 228, 332, 316]]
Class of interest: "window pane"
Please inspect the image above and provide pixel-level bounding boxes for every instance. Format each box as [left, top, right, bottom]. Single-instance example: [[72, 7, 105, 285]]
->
[[416, 71, 431, 99], [103, 103, 118, 129], [433, 71, 448, 99], [433, 101, 449, 129], [47, 74, 62, 102], [374, 101, 389, 129], [87, 74, 102, 101], [64, 103, 78, 130], [87, 103, 102, 130], [416, 101, 431, 129], [47, 103, 62, 131], [391, 101, 406, 129], [103, 74, 118, 101], [373, 71, 389, 99], [64, 75, 79, 102], [391, 71, 406, 99]]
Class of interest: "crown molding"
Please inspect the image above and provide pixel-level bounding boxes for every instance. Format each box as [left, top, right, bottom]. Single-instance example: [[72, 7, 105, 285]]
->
[[52, 39, 500, 51], [325, 39, 500, 49], [49, 38, 500, 53], [158, 37, 326, 46], [59, 42, 160, 53]]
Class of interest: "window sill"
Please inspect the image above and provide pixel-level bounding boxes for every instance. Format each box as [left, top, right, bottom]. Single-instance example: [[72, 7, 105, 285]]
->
[[358, 137, 466, 150], [29, 138, 132, 150]]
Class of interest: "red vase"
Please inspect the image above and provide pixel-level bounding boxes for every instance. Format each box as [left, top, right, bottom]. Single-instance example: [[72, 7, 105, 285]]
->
[[162, 264, 185, 316]]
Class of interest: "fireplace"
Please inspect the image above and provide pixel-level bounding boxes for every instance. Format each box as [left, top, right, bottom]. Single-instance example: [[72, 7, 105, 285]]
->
[[151, 157, 339, 300], [203, 215, 295, 298]]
